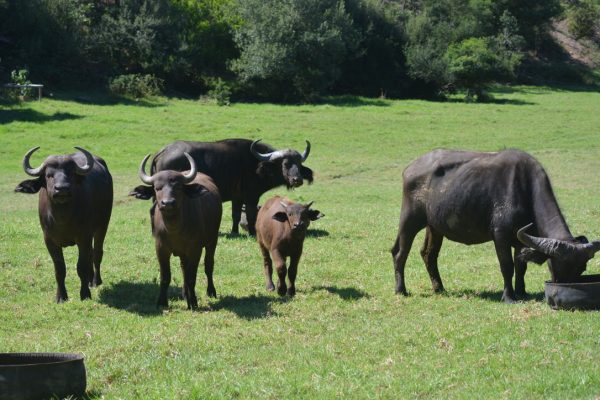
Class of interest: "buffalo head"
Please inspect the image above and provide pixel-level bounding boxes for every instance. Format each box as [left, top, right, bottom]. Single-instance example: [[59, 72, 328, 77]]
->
[[272, 200, 323, 235], [15, 147, 94, 203], [251, 139, 313, 189], [517, 223, 600, 282], [136, 152, 206, 214]]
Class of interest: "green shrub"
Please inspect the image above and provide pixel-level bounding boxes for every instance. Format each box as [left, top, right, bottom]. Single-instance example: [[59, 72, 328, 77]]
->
[[206, 78, 232, 106], [108, 74, 163, 98], [567, 0, 600, 39]]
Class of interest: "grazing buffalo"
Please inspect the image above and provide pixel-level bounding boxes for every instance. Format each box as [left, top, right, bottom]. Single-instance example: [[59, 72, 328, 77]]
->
[[391, 149, 600, 303], [131, 138, 313, 235], [15, 147, 113, 303], [131, 153, 222, 310], [256, 196, 323, 296]]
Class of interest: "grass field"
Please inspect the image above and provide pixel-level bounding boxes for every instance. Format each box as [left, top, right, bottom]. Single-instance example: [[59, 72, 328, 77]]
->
[[1, 86, 599, 399]]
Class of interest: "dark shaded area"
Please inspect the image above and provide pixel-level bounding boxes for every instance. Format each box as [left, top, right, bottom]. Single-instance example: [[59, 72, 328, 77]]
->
[[210, 294, 289, 320], [445, 289, 545, 303], [310, 285, 369, 301], [306, 229, 329, 238], [51, 92, 166, 108], [0, 109, 82, 124], [97, 280, 183, 316], [444, 97, 536, 106], [317, 96, 391, 107]]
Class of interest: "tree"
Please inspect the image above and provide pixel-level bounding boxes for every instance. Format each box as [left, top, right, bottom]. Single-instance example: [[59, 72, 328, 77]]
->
[[231, 0, 360, 101]]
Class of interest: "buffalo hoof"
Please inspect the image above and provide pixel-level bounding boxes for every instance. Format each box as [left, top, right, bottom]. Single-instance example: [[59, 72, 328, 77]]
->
[[157, 298, 169, 309], [277, 286, 287, 297], [266, 283, 275, 291], [187, 299, 198, 310], [501, 294, 517, 304], [89, 277, 102, 288], [206, 287, 217, 298], [515, 290, 529, 300], [80, 288, 92, 301], [286, 287, 296, 297], [55, 295, 68, 304], [395, 288, 409, 296]]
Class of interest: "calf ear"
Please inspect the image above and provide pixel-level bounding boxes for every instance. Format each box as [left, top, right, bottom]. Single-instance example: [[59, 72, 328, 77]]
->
[[272, 212, 288, 222], [15, 178, 43, 194], [183, 183, 209, 198], [301, 166, 314, 184], [308, 209, 324, 221], [517, 247, 548, 265], [129, 185, 154, 200]]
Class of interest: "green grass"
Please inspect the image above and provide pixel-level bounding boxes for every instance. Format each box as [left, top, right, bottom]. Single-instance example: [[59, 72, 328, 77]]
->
[[1, 87, 599, 399]]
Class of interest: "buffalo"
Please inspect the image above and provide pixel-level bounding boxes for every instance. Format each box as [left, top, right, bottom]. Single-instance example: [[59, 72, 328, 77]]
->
[[391, 149, 600, 303], [256, 196, 323, 296], [131, 138, 313, 235], [131, 153, 222, 309], [15, 147, 113, 303]]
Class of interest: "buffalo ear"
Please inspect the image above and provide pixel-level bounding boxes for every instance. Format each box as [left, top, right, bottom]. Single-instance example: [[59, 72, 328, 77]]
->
[[272, 212, 288, 222], [15, 178, 43, 194], [517, 247, 548, 265], [129, 185, 154, 200], [256, 161, 276, 178], [183, 183, 208, 198], [308, 209, 324, 221], [301, 166, 314, 184]]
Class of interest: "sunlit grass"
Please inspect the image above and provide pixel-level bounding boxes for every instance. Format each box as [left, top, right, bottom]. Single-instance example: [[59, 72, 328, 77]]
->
[[1, 86, 599, 399]]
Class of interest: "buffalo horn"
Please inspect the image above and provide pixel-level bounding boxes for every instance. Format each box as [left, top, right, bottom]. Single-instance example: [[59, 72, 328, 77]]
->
[[517, 223, 588, 259], [74, 147, 95, 175], [22, 146, 44, 177], [138, 154, 154, 185], [251, 139, 273, 161], [301, 140, 311, 161], [305, 201, 314, 209], [181, 152, 197, 184]]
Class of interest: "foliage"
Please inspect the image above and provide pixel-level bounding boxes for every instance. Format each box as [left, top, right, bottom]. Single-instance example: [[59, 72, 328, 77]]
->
[[1, 87, 600, 398], [566, 0, 600, 39], [108, 73, 164, 98], [206, 77, 232, 106], [231, 0, 360, 101]]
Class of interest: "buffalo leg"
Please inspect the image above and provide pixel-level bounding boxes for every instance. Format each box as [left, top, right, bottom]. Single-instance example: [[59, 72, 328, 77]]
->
[[181, 254, 199, 310], [260, 244, 275, 291], [91, 226, 108, 287], [272, 249, 287, 296], [244, 199, 259, 236], [45, 239, 68, 303], [76, 241, 93, 300], [156, 243, 171, 308], [392, 212, 425, 295], [204, 243, 217, 298], [513, 247, 528, 299], [231, 199, 242, 235], [420, 227, 445, 293], [493, 237, 516, 303], [287, 253, 301, 297]]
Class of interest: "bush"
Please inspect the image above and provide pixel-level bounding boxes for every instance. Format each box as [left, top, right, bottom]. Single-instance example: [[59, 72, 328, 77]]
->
[[108, 74, 163, 98], [206, 78, 232, 106], [567, 0, 600, 39]]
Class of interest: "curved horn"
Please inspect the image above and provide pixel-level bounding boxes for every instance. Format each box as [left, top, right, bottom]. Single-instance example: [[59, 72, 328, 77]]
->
[[305, 201, 314, 209], [181, 152, 196, 184], [583, 241, 600, 258], [301, 140, 311, 161], [22, 146, 44, 177], [517, 223, 581, 259], [74, 146, 95, 175], [138, 154, 154, 185], [250, 139, 275, 162]]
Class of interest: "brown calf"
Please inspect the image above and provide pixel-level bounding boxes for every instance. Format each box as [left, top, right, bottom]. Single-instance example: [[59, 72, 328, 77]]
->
[[255, 196, 323, 296], [130, 153, 222, 310]]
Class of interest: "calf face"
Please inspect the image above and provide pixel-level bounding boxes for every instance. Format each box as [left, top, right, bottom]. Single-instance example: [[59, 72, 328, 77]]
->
[[272, 201, 323, 236]]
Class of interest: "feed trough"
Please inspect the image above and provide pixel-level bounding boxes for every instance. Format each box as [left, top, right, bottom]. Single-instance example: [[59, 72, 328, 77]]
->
[[545, 274, 600, 310], [0, 353, 86, 400]]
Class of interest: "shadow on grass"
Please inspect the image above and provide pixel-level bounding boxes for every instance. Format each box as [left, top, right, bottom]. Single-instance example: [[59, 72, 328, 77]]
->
[[98, 280, 183, 316], [306, 229, 329, 238], [52, 92, 166, 108], [318, 95, 390, 107], [444, 97, 536, 106], [210, 294, 289, 320], [0, 109, 82, 124], [310, 285, 369, 301], [440, 289, 545, 303]]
